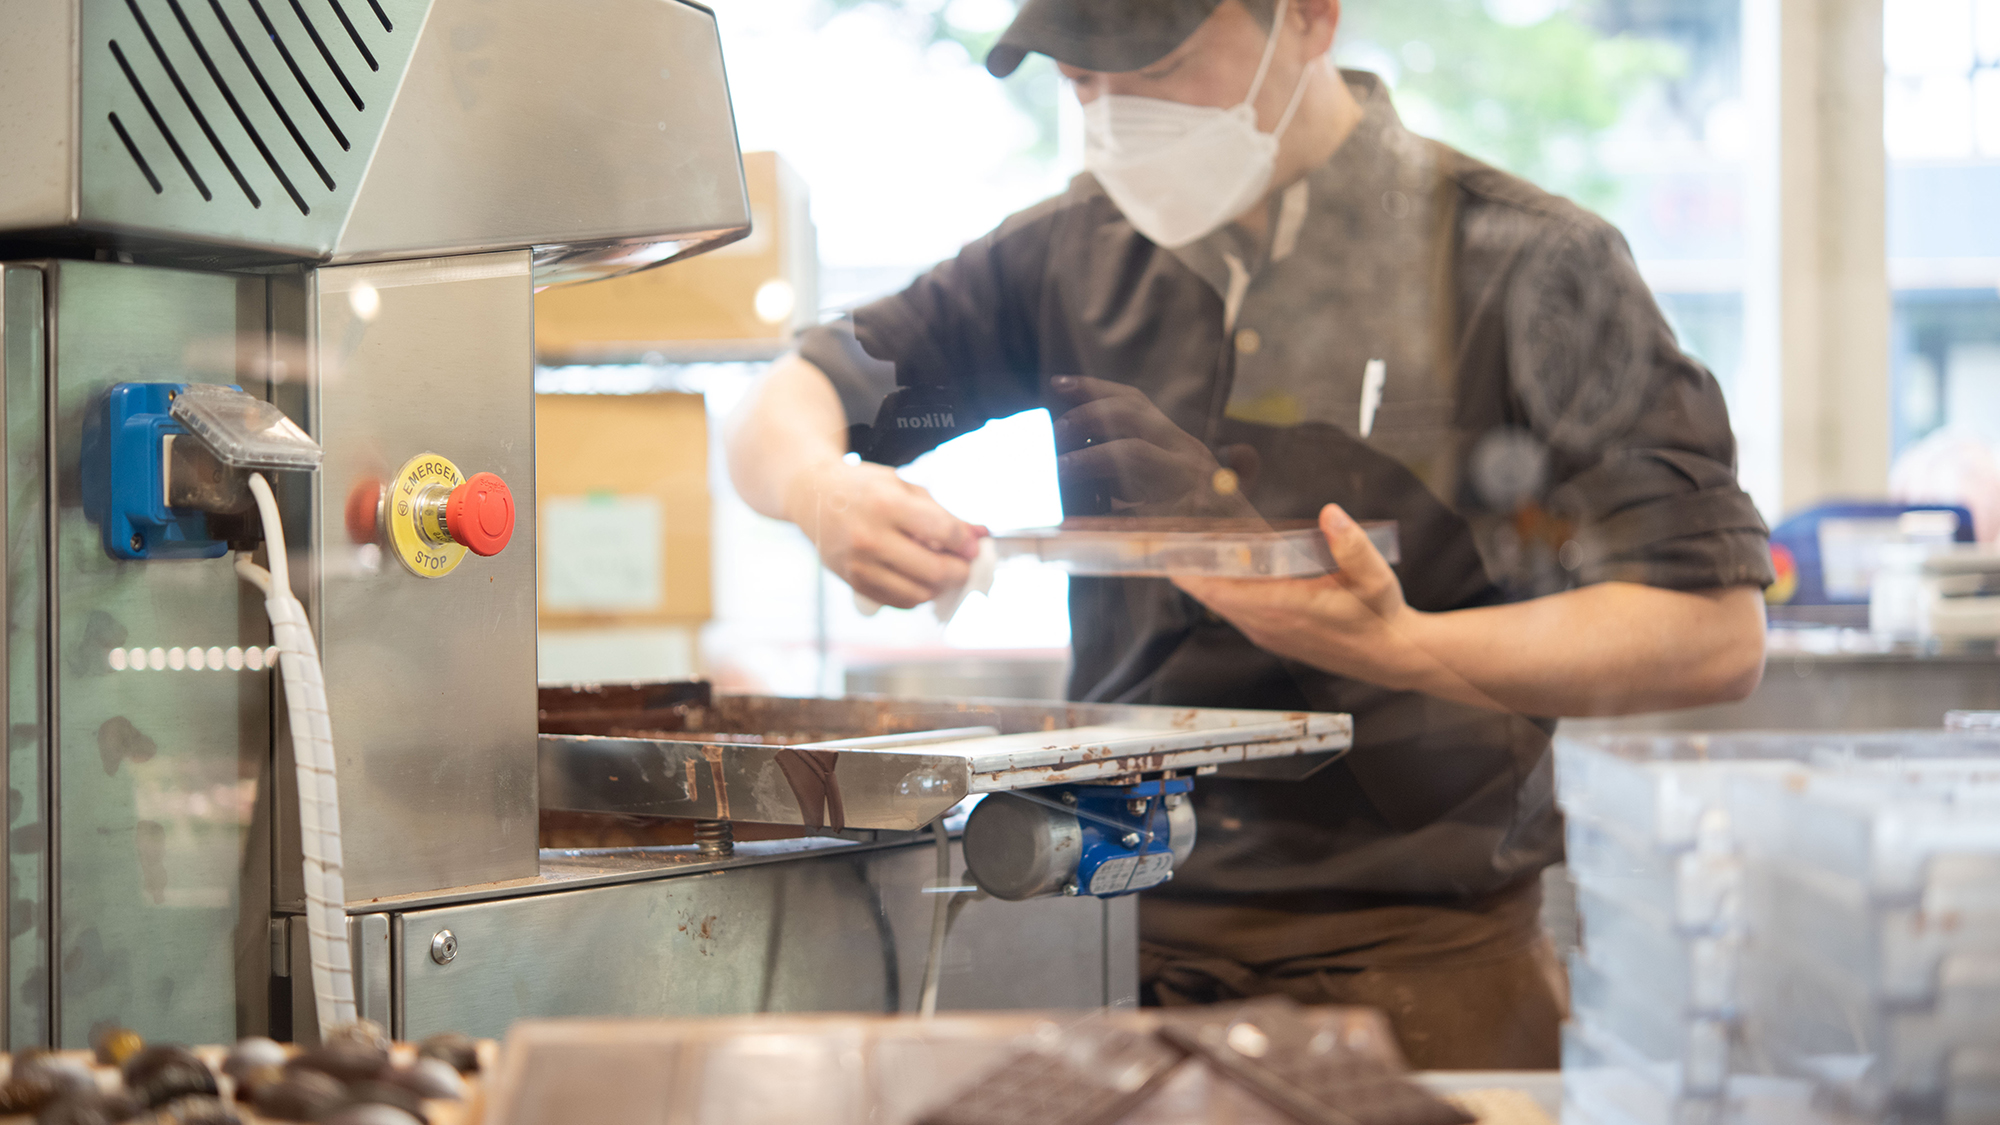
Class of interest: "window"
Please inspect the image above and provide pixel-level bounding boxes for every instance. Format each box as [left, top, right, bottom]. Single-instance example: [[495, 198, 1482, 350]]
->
[[1887, 0, 2000, 455], [1339, 1, 1746, 389]]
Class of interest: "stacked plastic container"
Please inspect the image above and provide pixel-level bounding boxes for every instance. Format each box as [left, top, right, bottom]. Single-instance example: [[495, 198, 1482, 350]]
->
[[1555, 729, 2000, 1125], [1730, 755, 2000, 1124], [1557, 732, 1790, 1125]]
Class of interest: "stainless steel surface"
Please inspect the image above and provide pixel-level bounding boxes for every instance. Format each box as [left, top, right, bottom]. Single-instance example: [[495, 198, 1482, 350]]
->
[[1106, 885, 1140, 1008], [47, 260, 271, 1047], [335, 0, 749, 284], [2, 266, 50, 1050], [395, 837, 1132, 1040], [428, 929, 456, 966], [1562, 651, 2000, 735], [353, 913, 390, 1029], [0, 8, 74, 231], [0, 0, 750, 280], [954, 717, 1347, 788], [77, 0, 427, 256], [540, 733, 971, 830], [285, 912, 391, 1044], [960, 793, 1082, 901], [538, 692, 1353, 831], [304, 252, 539, 903], [345, 836, 881, 914]]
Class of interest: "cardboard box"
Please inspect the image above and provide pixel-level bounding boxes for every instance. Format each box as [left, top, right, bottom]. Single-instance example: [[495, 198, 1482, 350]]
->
[[537, 392, 711, 626]]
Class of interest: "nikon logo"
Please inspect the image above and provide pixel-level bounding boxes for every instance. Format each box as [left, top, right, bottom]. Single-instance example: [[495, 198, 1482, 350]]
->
[[894, 412, 955, 430]]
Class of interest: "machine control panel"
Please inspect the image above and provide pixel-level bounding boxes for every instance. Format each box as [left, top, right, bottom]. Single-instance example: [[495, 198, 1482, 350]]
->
[[381, 452, 516, 578]]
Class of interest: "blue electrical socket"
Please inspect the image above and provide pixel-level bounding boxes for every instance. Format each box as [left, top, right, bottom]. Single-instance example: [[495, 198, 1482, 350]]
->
[[81, 382, 236, 561]]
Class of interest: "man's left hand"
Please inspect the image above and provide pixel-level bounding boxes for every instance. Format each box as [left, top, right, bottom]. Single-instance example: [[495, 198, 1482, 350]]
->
[[1173, 503, 1496, 705]]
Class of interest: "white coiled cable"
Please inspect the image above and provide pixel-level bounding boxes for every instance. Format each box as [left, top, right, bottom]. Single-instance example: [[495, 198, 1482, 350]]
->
[[235, 472, 355, 1041]]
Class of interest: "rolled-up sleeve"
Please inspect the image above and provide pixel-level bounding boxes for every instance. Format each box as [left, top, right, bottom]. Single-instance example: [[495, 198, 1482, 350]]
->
[[1505, 217, 1774, 591], [795, 192, 1065, 451], [797, 319, 896, 431]]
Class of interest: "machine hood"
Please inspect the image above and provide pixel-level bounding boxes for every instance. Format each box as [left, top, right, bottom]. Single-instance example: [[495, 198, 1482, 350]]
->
[[0, 0, 750, 284]]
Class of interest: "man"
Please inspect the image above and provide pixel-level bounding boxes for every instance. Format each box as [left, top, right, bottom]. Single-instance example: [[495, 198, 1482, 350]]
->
[[727, 0, 1771, 1067]]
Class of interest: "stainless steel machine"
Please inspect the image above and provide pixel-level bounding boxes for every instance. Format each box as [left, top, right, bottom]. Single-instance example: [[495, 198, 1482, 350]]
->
[[0, 0, 1354, 1051]]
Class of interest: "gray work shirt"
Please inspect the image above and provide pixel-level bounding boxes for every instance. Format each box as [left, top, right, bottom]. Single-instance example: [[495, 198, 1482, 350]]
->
[[800, 72, 1771, 913]]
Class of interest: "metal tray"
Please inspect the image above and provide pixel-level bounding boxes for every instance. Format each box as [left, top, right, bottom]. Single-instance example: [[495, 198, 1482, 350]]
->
[[988, 518, 1400, 579], [538, 683, 1353, 831]]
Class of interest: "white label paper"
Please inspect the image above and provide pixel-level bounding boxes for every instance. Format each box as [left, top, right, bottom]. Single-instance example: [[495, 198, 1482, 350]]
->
[[543, 495, 663, 611]]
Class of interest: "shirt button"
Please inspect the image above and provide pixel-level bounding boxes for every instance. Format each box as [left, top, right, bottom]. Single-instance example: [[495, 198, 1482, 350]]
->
[[1235, 328, 1261, 355]]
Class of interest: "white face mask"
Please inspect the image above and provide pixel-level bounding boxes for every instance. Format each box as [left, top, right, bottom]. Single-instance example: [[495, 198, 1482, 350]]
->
[[1081, 0, 1313, 249]]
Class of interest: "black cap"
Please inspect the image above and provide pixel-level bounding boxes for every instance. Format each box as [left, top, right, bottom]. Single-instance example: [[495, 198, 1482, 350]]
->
[[985, 0, 1225, 78]]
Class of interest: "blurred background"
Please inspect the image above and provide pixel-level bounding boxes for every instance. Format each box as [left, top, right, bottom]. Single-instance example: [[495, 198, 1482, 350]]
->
[[532, 0, 2000, 697]]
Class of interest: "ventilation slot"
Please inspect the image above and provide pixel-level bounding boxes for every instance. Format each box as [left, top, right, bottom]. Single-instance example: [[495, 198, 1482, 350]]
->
[[100, 0, 411, 222], [325, 0, 378, 71], [162, 0, 311, 213], [123, 0, 261, 208], [109, 37, 213, 200], [108, 113, 163, 193], [289, 0, 364, 111], [246, 0, 349, 150], [204, 0, 335, 188]]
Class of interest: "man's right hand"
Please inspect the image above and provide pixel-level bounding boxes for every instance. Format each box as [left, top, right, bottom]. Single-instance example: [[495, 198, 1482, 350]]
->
[[784, 460, 983, 610]]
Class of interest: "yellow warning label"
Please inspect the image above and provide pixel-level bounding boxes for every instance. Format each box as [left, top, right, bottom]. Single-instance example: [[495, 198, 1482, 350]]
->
[[388, 452, 469, 579]]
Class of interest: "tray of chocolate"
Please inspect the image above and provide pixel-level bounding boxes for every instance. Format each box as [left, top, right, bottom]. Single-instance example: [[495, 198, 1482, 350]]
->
[[0, 1020, 491, 1125], [480, 1001, 1497, 1125]]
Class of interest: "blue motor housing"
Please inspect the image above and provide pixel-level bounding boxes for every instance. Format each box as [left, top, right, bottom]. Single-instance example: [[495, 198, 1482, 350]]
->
[[961, 776, 1196, 900]]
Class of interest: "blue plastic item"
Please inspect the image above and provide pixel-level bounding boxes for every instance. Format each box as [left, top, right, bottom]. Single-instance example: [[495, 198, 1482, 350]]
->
[[1067, 775, 1194, 898], [1768, 501, 1975, 606], [80, 382, 234, 561]]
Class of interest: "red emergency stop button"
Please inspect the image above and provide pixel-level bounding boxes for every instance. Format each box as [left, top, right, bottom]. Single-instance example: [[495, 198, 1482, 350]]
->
[[445, 472, 514, 556], [344, 477, 383, 544]]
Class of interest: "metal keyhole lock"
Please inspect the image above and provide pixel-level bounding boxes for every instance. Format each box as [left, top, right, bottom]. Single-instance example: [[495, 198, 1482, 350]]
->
[[430, 929, 459, 965]]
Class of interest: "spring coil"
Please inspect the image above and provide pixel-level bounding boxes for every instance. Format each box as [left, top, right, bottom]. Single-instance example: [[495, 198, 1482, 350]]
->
[[693, 819, 734, 857]]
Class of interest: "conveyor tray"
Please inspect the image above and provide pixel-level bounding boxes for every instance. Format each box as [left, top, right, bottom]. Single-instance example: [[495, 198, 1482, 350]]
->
[[538, 682, 1353, 831]]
